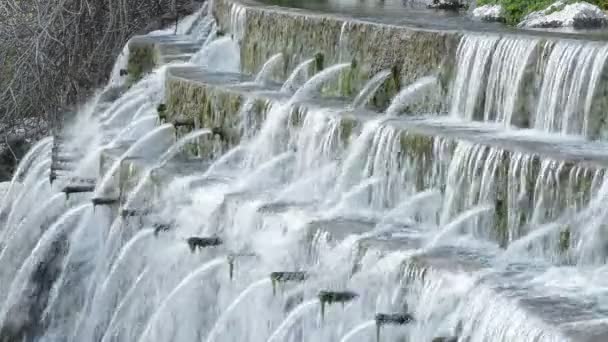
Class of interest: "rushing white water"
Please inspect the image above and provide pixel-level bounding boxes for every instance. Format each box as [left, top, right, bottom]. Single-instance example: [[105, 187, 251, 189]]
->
[[5, 16, 608, 342], [191, 37, 240, 72], [385, 76, 438, 116], [338, 320, 375, 342], [95, 124, 175, 196], [428, 204, 495, 247], [136, 258, 224, 342], [534, 41, 608, 136], [282, 58, 314, 93], [351, 69, 391, 109], [266, 299, 318, 342], [450, 34, 608, 139], [205, 278, 272, 342], [292, 63, 350, 102], [2, 136, 52, 204], [0, 203, 90, 326], [255, 53, 284, 84], [450, 35, 500, 120]]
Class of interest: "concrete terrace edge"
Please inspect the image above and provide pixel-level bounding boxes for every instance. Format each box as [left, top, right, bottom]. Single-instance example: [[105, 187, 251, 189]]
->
[[212, 0, 461, 109], [211, 0, 608, 112]]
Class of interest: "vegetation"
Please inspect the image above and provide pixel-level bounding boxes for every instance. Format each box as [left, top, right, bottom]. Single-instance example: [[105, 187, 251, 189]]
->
[[0, 0, 193, 149], [477, 0, 608, 24]]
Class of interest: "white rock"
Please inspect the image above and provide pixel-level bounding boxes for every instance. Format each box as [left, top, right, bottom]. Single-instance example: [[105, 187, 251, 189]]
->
[[427, 0, 466, 10], [472, 4, 506, 22], [518, 1, 608, 28]]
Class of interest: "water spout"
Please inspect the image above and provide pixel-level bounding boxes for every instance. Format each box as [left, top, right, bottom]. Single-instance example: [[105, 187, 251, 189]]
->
[[291, 63, 350, 103], [190, 37, 240, 72], [255, 53, 284, 84], [205, 278, 271, 342], [1, 136, 52, 207], [427, 204, 494, 247], [100, 268, 149, 342], [281, 58, 314, 93], [157, 128, 212, 166], [385, 76, 437, 116], [265, 299, 317, 342], [136, 258, 224, 342], [352, 70, 391, 109], [95, 124, 174, 196], [339, 320, 375, 342], [0, 203, 90, 325]]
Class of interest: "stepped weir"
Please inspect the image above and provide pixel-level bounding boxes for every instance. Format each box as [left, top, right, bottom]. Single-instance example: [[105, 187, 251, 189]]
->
[[4, 0, 608, 341]]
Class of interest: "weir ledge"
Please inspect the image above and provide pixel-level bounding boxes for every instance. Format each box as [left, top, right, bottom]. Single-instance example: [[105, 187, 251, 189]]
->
[[93, 1, 608, 340], [127, 0, 608, 130], [163, 66, 608, 248]]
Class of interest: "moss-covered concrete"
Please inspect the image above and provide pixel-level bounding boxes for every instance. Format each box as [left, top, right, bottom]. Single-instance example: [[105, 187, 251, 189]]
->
[[213, 0, 460, 111], [165, 67, 608, 247], [166, 77, 247, 158], [127, 38, 159, 85], [127, 36, 200, 85]]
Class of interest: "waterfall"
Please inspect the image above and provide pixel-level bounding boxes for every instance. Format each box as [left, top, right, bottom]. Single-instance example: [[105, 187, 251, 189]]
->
[[450, 34, 608, 138], [449, 35, 500, 120], [255, 53, 284, 84], [4, 7, 608, 342], [534, 41, 608, 135]]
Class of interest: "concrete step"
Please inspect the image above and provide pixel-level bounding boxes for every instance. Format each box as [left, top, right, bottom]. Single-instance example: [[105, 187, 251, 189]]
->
[[163, 66, 607, 248]]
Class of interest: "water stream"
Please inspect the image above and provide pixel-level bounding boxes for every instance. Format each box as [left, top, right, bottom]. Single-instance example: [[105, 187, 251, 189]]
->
[[3, 5, 608, 342]]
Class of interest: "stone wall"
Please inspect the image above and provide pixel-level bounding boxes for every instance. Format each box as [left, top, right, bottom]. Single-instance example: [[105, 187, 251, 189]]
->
[[213, 0, 460, 110]]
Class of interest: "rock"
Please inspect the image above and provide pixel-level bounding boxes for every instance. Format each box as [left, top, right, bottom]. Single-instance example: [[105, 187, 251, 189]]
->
[[518, 1, 608, 29], [472, 4, 506, 22], [427, 0, 466, 10]]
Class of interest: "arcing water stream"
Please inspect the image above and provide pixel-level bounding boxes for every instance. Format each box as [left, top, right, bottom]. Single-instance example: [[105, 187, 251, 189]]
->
[[4, 2, 608, 342]]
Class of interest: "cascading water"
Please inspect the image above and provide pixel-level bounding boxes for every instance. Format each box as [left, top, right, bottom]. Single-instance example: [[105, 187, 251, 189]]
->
[[190, 37, 241, 72], [450, 34, 608, 139], [281, 58, 314, 93], [254, 53, 284, 84], [4, 5, 608, 342], [351, 69, 391, 109], [534, 41, 608, 135]]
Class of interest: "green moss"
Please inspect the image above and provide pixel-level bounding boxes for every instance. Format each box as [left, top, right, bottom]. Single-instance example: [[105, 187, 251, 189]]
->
[[339, 117, 357, 145], [233, 2, 454, 112], [157, 103, 167, 122], [289, 107, 306, 128], [399, 133, 434, 158], [559, 227, 571, 252], [477, 0, 607, 25], [127, 44, 156, 85], [314, 52, 325, 73]]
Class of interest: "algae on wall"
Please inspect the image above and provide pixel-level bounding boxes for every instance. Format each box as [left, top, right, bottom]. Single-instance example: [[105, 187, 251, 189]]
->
[[165, 76, 278, 157], [213, 0, 460, 111], [127, 40, 158, 85]]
